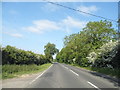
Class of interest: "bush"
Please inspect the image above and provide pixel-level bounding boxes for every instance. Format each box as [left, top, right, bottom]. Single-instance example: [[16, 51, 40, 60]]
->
[[87, 41, 119, 68], [2, 45, 50, 65]]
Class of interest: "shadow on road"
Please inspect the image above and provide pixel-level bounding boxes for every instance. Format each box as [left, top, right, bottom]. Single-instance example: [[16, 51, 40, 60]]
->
[[89, 71, 120, 87]]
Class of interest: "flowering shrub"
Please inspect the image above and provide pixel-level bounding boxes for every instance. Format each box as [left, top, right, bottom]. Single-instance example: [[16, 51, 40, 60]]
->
[[97, 41, 118, 61], [86, 52, 97, 64], [87, 41, 119, 67]]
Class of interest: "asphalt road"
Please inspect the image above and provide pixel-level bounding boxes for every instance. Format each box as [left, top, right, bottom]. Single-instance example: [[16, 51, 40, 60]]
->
[[26, 63, 119, 89]]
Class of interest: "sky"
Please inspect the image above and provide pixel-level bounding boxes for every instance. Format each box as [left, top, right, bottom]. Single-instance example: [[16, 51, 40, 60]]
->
[[2, 1, 118, 56]]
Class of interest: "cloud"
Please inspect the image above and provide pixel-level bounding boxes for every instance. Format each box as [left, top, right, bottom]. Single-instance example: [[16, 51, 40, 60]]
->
[[77, 5, 98, 16], [10, 33, 23, 38], [61, 16, 87, 28], [23, 16, 87, 34], [23, 20, 60, 33], [60, 16, 87, 33], [4, 32, 23, 38]]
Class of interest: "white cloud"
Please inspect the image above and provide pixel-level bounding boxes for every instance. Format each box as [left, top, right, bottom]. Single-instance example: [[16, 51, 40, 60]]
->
[[61, 16, 87, 28], [60, 16, 87, 33], [4, 32, 23, 38], [23, 20, 60, 33], [23, 16, 87, 34], [77, 5, 98, 16], [10, 33, 23, 38]]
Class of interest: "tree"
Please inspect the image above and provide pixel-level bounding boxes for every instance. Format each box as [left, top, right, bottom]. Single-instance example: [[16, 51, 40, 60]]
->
[[44, 42, 59, 62], [82, 20, 116, 48], [56, 20, 117, 67]]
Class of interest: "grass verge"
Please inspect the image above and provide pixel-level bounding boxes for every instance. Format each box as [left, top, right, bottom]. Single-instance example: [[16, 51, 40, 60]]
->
[[2, 63, 51, 79], [0, 65, 1, 79], [69, 64, 120, 78]]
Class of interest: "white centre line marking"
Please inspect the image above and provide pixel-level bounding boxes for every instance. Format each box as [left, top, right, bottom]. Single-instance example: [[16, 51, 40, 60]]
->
[[29, 64, 53, 84], [69, 69, 79, 76], [61, 64, 79, 76], [65, 66, 69, 69], [87, 81, 101, 90], [61, 64, 69, 69]]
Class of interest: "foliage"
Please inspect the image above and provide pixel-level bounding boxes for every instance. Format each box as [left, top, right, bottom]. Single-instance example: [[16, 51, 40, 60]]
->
[[2, 63, 51, 79], [72, 64, 120, 78], [87, 41, 119, 68], [44, 42, 59, 61], [56, 20, 118, 68], [2, 45, 50, 65], [0, 45, 1, 65]]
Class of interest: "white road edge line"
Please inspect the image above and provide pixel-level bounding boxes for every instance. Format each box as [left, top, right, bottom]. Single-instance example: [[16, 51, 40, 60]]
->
[[29, 64, 53, 84], [87, 81, 101, 90], [69, 69, 79, 76]]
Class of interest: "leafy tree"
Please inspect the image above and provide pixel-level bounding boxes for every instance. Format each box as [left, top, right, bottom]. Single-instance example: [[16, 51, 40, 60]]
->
[[82, 20, 116, 48], [44, 42, 59, 62], [56, 20, 117, 67]]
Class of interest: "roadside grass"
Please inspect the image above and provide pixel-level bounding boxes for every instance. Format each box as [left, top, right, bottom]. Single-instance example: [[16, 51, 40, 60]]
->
[[2, 63, 51, 79], [0, 65, 2, 79], [69, 64, 120, 78], [0, 74, 1, 80]]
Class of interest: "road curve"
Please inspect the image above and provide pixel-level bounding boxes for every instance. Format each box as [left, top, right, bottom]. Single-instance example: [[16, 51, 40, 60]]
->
[[26, 63, 119, 89]]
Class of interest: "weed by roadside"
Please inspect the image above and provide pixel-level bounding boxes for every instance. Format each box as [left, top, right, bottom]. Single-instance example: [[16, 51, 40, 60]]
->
[[2, 63, 51, 79]]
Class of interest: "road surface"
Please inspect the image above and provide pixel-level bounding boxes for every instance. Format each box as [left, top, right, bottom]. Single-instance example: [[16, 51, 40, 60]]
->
[[26, 63, 119, 89]]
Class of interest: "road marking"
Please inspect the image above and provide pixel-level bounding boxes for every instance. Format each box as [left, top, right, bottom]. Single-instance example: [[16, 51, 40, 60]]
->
[[87, 81, 101, 90], [61, 64, 69, 69], [61, 64, 79, 76], [69, 69, 79, 76], [29, 64, 53, 84], [64, 66, 69, 69]]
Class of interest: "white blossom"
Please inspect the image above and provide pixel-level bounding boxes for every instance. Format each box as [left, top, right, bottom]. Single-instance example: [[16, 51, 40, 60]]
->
[[86, 40, 119, 65]]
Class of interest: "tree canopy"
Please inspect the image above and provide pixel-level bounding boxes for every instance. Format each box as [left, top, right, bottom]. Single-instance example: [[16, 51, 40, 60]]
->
[[44, 42, 59, 61], [56, 20, 118, 68]]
